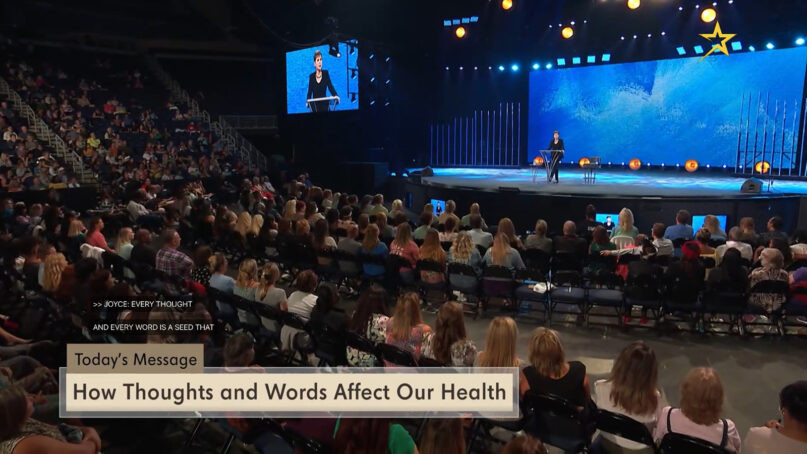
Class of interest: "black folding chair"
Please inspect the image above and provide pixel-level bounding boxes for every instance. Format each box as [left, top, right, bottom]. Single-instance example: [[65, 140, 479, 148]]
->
[[481, 265, 515, 313], [378, 343, 418, 367], [595, 408, 659, 454], [745, 280, 790, 336], [660, 432, 731, 454], [548, 270, 587, 327], [524, 248, 551, 274], [447, 262, 480, 315], [514, 267, 548, 322], [523, 392, 592, 453], [344, 331, 383, 366]]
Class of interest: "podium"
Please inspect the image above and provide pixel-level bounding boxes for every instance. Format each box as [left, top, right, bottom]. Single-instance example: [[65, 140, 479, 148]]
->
[[532, 149, 564, 183], [306, 96, 340, 112]]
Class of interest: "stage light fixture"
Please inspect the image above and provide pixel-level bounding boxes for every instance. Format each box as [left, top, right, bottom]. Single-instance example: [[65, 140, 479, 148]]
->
[[385, 57, 391, 63], [627, 0, 640, 10], [549, 24, 553, 29], [369, 99, 375, 106], [498, 65, 505, 71], [679, 6, 683, 11], [546, 63, 553, 69], [766, 42, 775, 49], [602, 54, 611, 62], [557, 58, 566, 66], [700, 7, 716, 23], [587, 55, 596, 63], [444, 66, 449, 71], [584, 19, 587, 23], [755, 161, 771, 174], [731, 41, 742, 51], [676, 46, 687, 55], [474, 66, 478, 70], [390, 172, 396, 177], [443, 20, 452, 27], [402, 172, 408, 177], [350, 93, 357, 102], [694, 45, 704, 54], [369, 53, 375, 60], [712, 1, 717, 5], [706, 164, 710, 168], [384, 100, 390, 106], [749, 45, 756, 51], [695, 4, 700, 8], [685, 159, 699, 172], [629, 158, 641, 170], [797, 37, 806, 46], [488, 66, 492, 70], [579, 158, 590, 168], [455, 26, 466, 38], [511, 64, 519, 71], [562, 26, 574, 39], [533, 156, 544, 166], [501, 0, 513, 10], [572, 57, 581, 65], [621, 36, 625, 40], [328, 41, 340, 58], [633, 34, 638, 39], [532, 63, 539, 70], [647, 33, 652, 38], [728, 0, 733, 3], [661, 31, 666, 36], [570, 21, 575, 25]]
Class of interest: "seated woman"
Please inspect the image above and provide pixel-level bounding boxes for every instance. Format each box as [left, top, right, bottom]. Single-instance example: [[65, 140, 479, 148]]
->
[[447, 231, 482, 290], [332, 418, 416, 454], [208, 254, 235, 294], [233, 259, 259, 300], [476, 317, 529, 398], [664, 241, 705, 302], [706, 248, 749, 294], [389, 223, 419, 283], [587, 226, 617, 276], [610, 207, 639, 240], [190, 245, 212, 286], [311, 218, 337, 268], [420, 302, 477, 367], [385, 292, 431, 360], [594, 341, 664, 453], [523, 327, 591, 410], [359, 224, 388, 279], [0, 385, 102, 454], [696, 228, 716, 256], [346, 286, 390, 367], [497, 217, 524, 250], [438, 216, 458, 243], [653, 367, 741, 453], [280, 270, 319, 351], [85, 217, 114, 254], [483, 233, 526, 271], [418, 229, 446, 284], [309, 283, 348, 365], [524, 219, 553, 254], [748, 248, 789, 314], [743, 380, 807, 453]]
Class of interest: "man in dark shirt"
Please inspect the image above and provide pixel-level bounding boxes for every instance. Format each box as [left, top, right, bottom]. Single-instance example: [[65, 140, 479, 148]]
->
[[130, 228, 156, 269], [553, 220, 588, 264], [757, 216, 788, 248], [577, 204, 603, 244]]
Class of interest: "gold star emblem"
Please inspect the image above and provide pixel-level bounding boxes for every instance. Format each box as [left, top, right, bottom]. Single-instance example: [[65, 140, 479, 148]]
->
[[699, 21, 736, 61]]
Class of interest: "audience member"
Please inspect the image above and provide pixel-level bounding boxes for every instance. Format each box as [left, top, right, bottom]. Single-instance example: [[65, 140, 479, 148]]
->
[[738, 217, 759, 245], [359, 224, 388, 278], [419, 419, 465, 454], [421, 302, 477, 367], [702, 215, 727, 242], [438, 216, 458, 243], [501, 435, 548, 454], [654, 367, 741, 453], [418, 229, 446, 284], [758, 216, 788, 248], [385, 292, 431, 360], [664, 210, 693, 242], [743, 381, 807, 453], [497, 217, 524, 250], [483, 233, 526, 270], [578, 204, 604, 243], [716, 227, 754, 264], [748, 248, 788, 314], [523, 327, 591, 410], [280, 270, 319, 350], [476, 317, 529, 397], [460, 202, 488, 230], [346, 287, 390, 366], [413, 212, 434, 241], [332, 418, 416, 454], [155, 228, 192, 279], [525, 219, 553, 253], [696, 228, 716, 256], [468, 214, 493, 249], [553, 220, 588, 262], [234, 259, 259, 300], [390, 222, 419, 278], [447, 231, 482, 288], [208, 253, 235, 294], [611, 207, 639, 239], [309, 283, 348, 365], [85, 216, 114, 253]]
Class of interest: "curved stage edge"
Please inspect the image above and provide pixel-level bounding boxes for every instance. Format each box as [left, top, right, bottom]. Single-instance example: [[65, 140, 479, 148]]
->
[[387, 167, 807, 234]]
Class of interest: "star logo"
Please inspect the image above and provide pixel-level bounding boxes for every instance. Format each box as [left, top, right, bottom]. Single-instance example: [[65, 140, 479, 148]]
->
[[698, 21, 736, 62]]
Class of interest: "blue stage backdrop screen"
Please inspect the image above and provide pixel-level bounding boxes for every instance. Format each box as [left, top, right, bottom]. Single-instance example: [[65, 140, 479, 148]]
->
[[286, 42, 359, 114], [528, 47, 807, 167]]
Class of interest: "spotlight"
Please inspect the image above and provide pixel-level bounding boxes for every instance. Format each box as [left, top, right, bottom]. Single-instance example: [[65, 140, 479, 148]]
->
[[712, 1, 717, 5], [748, 45, 756, 51], [561, 26, 574, 39], [679, 5, 683, 10], [369, 53, 375, 60], [694, 45, 704, 54], [587, 55, 595, 63], [627, 0, 640, 10], [501, 0, 513, 10], [545, 63, 552, 69], [532, 63, 539, 70], [676, 46, 686, 55], [549, 24, 553, 28], [572, 57, 581, 64], [633, 34, 637, 39], [621, 36, 625, 40], [557, 58, 566, 66], [474, 66, 478, 70], [695, 4, 700, 8], [384, 100, 390, 107], [731, 41, 742, 51], [444, 66, 449, 70], [728, 0, 733, 3], [766, 42, 775, 49], [570, 21, 575, 25], [661, 31, 666, 36], [369, 99, 375, 106], [511, 64, 519, 71], [488, 66, 492, 70], [498, 65, 505, 71], [797, 37, 805, 46], [385, 57, 391, 63], [601, 54, 611, 62], [455, 26, 466, 38], [647, 33, 652, 38], [458, 67, 463, 71], [328, 41, 340, 58], [584, 19, 587, 23], [370, 76, 376, 83], [700, 7, 716, 23]]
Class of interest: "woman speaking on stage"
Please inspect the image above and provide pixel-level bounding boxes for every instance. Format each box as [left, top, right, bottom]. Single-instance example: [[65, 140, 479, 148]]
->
[[307, 50, 340, 112]]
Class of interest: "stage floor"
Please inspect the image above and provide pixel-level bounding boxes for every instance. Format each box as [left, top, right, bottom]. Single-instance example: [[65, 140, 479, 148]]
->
[[419, 167, 807, 198]]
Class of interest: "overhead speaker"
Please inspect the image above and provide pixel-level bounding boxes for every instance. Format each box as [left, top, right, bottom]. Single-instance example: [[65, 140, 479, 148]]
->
[[740, 178, 762, 194], [422, 166, 434, 177]]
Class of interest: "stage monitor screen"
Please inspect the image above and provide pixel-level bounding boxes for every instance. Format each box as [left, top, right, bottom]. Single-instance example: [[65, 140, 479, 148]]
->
[[286, 41, 359, 114], [692, 215, 728, 233], [595, 213, 619, 231], [430, 199, 446, 217], [528, 47, 807, 167]]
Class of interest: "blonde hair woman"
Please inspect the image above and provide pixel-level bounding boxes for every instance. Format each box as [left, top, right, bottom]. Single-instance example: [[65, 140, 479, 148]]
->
[[359, 224, 389, 278], [653, 368, 741, 452], [385, 292, 432, 360], [483, 232, 526, 270], [702, 215, 727, 241], [447, 231, 482, 290], [67, 219, 86, 238], [476, 317, 529, 397], [595, 341, 664, 452], [42, 253, 68, 293], [234, 211, 252, 239], [250, 214, 264, 237], [283, 199, 297, 220], [610, 207, 638, 239], [234, 259, 259, 300], [523, 327, 591, 408], [419, 228, 446, 284], [116, 227, 134, 260]]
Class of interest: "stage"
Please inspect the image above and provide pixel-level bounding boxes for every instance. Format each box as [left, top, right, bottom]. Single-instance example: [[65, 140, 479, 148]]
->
[[418, 167, 807, 198]]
